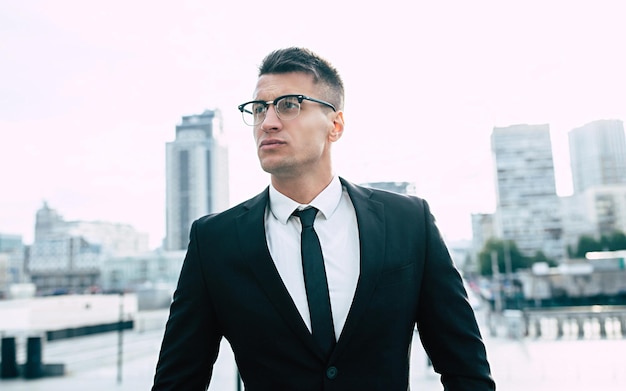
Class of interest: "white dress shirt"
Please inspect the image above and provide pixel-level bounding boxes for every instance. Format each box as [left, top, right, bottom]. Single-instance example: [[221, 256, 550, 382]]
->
[[265, 176, 360, 340]]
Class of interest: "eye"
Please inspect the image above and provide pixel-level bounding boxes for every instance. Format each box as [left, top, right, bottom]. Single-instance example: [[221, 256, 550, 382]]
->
[[251, 103, 266, 115], [278, 96, 300, 112]]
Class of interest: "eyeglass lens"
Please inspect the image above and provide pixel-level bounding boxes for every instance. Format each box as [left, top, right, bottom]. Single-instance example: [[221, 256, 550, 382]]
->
[[243, 96, 301, 125]]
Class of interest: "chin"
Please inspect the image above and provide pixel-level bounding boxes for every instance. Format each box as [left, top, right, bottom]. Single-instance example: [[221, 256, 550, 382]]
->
[[260, 162, 297, 178], [259, 161, 281, 175], [260, 156, 284, 170]]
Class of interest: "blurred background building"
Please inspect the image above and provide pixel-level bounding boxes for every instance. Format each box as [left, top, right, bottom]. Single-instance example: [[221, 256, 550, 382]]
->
[[0, 234, 25, 294], [165, 109, 229, 251], [468, 119, 626, 306], [490, 124, 564, 261], [28, 202, 149, 295], [561, 120, 626, 248], [473, 120, 626, 262], [100, 250, 186, 309], [569, 119, 626, 194]]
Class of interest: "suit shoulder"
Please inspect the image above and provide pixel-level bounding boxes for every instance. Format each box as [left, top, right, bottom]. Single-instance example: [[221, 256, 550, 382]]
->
[[365, 185, 427, 208], [194, 189, 267, 228], [342, 178, 429, 212]]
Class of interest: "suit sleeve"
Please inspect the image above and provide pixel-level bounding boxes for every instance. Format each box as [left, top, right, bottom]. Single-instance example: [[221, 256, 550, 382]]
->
[[416, 200, 496, 391], [152, 220, 223, 390]]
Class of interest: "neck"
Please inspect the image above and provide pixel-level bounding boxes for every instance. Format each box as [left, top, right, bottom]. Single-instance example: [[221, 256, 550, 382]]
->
[[271, 173, 334, 204]]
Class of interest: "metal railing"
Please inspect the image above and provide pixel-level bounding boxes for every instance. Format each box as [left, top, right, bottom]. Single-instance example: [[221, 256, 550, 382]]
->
[[521, 305, 626, 339]]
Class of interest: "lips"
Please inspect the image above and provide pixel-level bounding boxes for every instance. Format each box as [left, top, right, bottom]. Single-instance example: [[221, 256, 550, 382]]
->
[[259, 139, 286, 148]]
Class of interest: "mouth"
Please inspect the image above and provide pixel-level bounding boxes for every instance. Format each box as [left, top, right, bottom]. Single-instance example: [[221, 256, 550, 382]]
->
[[259, 139, 286, 149]]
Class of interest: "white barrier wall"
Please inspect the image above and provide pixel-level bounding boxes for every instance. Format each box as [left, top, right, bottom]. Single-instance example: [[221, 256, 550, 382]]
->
[[0, 294, 137, 334]]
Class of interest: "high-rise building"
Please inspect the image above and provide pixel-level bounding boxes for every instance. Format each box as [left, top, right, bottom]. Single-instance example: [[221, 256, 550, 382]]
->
[[569, 119, 626, 194], [562, 184, 626, 245], [491, 124, 564, 261], [35, 201, 64, 241], [165, 109, 229, 251]]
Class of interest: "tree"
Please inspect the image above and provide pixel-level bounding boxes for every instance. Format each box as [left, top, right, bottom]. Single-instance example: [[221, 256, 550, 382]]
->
[[574, 235, 603, 258], [573, 231, 626, 258], [529, 250, 557, 267], [477, 238, 533, 276], [601, 231, 626, 251]]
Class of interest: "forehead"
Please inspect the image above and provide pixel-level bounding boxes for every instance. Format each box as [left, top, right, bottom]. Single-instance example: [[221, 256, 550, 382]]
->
[[253, 72, 318, 100]]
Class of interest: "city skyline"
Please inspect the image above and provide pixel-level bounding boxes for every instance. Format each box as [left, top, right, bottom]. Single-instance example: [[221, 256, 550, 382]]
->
[[2, 1, 626, 247]]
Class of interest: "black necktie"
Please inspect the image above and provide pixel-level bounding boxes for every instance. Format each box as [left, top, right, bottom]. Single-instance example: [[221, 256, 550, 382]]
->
[[294, 207, 336, 358]]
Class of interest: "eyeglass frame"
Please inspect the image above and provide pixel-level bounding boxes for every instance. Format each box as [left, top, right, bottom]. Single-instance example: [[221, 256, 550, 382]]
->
[[237, 94, 337, 126]]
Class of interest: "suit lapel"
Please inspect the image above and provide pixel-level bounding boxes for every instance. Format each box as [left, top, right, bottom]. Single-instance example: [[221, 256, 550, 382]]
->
[[235, 189, 322, 357], [235, 180, 388, 361], [334, 179, 386, 354]]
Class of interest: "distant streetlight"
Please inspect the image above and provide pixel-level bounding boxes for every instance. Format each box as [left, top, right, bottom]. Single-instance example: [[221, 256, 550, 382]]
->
[[117, 292, 124, 384]]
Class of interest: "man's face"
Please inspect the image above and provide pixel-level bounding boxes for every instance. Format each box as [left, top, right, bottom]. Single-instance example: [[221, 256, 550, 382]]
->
[[252, 72, 343, 179]]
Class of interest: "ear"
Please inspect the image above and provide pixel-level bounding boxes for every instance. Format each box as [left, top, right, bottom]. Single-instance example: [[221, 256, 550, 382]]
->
[[328, 111, 344, 142]]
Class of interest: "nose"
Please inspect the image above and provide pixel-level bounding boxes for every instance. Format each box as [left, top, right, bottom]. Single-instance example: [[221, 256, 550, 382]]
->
[[260, 104, 282, 133]]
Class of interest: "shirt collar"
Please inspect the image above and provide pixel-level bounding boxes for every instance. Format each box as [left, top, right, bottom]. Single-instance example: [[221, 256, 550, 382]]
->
[[268, 176, 343, 224]]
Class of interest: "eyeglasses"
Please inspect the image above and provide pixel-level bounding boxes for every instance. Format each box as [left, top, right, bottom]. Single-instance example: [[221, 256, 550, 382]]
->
[[238, 94, 336, 126]]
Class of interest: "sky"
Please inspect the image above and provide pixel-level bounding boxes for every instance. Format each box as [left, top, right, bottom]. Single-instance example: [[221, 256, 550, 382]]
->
[[2, 0, 626, 248]]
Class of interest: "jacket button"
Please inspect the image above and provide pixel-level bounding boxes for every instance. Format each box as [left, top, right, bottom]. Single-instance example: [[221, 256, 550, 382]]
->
[[326, 366, 338, 379]]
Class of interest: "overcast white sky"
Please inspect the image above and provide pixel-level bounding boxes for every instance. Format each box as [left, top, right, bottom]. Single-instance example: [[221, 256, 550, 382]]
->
[[2, 1, 625, 248]]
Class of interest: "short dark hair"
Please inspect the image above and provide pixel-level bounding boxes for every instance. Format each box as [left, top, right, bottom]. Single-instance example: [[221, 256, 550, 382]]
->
[[258, 47, 344, 110]]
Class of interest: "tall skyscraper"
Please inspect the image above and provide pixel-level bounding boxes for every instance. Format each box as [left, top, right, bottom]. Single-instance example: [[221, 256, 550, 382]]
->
[[491, 124, 564, 261], [165, 109, 229, 251], [569, 119, 626, 194]]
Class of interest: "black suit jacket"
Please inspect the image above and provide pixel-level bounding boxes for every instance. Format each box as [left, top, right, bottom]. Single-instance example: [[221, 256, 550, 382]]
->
[[153, 178, 495, 390]]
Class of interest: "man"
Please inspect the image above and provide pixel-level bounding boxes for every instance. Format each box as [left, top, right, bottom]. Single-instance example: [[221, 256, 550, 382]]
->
[[152, 47, 495, 390]]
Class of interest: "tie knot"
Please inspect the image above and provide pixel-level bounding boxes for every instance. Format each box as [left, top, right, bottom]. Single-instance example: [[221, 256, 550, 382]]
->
[[294, 207, 318, 228]]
